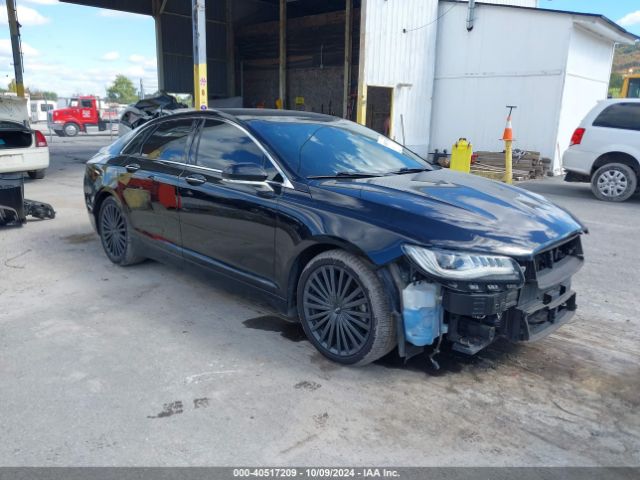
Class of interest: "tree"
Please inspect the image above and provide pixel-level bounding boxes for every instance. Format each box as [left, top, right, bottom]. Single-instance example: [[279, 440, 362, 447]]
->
[[609, 72, 623, 90], [106, 75, 138, 104], [31, 90, 58, 101]]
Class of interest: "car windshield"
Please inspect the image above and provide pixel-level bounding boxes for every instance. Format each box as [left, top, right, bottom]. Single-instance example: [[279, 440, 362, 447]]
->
[[247, 118, 432, 178]]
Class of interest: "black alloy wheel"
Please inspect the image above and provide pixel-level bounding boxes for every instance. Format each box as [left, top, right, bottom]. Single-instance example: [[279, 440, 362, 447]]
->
[[298, 250, 396, 366], [303, 264, 372, 357], [98, 197, 144, 266]]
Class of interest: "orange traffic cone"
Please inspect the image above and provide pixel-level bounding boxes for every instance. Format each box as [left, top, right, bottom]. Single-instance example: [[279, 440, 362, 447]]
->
[[502, 114, 514, 141]]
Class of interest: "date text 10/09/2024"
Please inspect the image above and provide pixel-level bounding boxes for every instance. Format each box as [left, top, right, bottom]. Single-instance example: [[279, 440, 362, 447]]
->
[[232, 468, 401, 478]]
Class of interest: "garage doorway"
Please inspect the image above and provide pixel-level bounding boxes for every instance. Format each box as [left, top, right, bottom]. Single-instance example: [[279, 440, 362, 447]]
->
[[366, 86, 393, 137]]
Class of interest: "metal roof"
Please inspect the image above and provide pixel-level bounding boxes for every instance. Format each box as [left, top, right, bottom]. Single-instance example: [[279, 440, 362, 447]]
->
[[443, 0, 639, 43]]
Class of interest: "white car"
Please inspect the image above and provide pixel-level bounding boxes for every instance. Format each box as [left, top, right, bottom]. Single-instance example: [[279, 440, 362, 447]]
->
[[0, 96, 49, 179], [563, 99, 640, 202]]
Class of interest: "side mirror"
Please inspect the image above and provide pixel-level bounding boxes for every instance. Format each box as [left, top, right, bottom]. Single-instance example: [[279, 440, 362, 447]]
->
[[222, 163, 269, 183]]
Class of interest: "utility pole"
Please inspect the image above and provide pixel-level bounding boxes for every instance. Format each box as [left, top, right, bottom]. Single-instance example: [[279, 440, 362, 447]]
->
[[192, 0, 208, 110], [6, 0, 25, 97], [140, 78, 144, 99]]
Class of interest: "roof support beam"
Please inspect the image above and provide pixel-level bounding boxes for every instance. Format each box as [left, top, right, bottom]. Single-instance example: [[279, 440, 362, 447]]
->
[[343, 0, 352, 118], [279, 0, 287, 109]]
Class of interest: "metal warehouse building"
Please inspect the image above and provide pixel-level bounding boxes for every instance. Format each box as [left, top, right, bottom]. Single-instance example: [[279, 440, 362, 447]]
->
[[62, 0, 637, 171]]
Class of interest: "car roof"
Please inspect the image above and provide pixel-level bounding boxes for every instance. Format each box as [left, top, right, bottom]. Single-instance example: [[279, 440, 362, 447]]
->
[[596, 98, 640, 105], [156, 107, 337, 125]]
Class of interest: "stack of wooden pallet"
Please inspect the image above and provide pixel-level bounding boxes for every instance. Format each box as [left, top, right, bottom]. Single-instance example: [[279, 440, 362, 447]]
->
[[471, 151, 550, 182]]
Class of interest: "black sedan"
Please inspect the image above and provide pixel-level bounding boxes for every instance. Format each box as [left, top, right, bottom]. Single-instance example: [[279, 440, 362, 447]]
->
[[84, 109, 585, 366]]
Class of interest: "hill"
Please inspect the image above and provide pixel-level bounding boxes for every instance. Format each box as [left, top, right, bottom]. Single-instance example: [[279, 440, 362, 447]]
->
[[613, 43, 640, 74]]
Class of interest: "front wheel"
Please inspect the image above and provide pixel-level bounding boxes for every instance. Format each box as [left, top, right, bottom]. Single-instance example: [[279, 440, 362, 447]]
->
[[98, 197, 144, 266], [297, 250, 396, 366], [591, 163, 637, 202], [63, 122, 80, 137]]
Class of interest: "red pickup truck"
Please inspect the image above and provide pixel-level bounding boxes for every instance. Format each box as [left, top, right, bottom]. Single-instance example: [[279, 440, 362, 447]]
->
[[48, 96, 109, 137]]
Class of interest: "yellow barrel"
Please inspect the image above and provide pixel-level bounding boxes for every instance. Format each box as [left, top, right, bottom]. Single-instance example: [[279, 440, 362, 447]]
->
[[450, 138, 473, 173]]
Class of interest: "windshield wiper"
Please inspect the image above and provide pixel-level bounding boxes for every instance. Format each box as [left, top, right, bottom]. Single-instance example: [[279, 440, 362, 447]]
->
[[386, 167, 430, 175], [307, 171, 385, 179]]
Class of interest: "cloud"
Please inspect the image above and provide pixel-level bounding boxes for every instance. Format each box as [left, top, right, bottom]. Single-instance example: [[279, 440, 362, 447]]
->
[[618, 11, 640, 27], [0, 5, 50, 26], [128, 54, 157, 68], [101, 51, 120, 61], [97, 9, 146, 19], [21, 0, 59, 5], [0, 39, 40, 57]]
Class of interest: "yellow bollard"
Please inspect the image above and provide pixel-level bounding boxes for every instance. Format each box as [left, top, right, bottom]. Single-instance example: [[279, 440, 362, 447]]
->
[[450, 138, 473, 173], [502, 106, 516, 184], [504, 139, 513, 185]]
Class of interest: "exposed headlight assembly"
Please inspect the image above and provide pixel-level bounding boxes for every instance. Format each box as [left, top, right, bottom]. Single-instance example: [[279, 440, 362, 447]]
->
[[402, 245, 524, 286]]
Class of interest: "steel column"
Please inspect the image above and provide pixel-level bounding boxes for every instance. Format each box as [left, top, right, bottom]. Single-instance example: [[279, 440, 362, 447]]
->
[[192, 0, 208, 110], [6, 0, 25, 98]]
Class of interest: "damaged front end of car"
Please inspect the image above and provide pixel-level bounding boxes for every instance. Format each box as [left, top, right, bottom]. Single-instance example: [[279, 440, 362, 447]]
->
[[380, 234, 585, 366]]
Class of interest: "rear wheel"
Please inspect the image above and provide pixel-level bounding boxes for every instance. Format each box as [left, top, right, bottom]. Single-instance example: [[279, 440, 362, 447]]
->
[[297, 250, 396, 366], [591, 163, 637, 202], [28, 169, 46, 180], [63, 122, 79, 137], [98, 197, 144, 265]]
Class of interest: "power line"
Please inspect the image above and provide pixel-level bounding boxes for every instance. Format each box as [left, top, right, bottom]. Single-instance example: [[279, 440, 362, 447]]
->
[[403, 4, 457, 33]]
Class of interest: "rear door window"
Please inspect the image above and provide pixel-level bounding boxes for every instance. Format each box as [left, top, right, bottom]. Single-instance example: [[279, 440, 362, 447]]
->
[[593, 103, 640, 131], [138, 119, 195, 162]]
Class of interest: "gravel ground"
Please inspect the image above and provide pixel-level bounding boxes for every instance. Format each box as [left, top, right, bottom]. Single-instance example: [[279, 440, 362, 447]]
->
[[1, 135, 638, 466]]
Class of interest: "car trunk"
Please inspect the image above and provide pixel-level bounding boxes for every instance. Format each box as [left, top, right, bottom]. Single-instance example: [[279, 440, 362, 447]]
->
[[0, 121, 33, 149]]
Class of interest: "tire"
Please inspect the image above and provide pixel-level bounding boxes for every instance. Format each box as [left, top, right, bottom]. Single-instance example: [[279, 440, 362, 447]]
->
[[297, 250, 396, 366], [63, 122, 80, 137], [98, 197, 144, 266], [28, 169, 46, 180], [591, 163, 637, 202]]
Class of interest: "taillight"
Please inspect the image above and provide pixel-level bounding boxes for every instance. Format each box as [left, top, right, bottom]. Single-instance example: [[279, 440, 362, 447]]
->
[[570, 128, 585, 146], [35, 130, 48, 147]]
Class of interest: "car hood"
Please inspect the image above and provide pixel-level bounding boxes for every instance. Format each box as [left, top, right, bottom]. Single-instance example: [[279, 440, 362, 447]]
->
[[312, 169, 585, 259]]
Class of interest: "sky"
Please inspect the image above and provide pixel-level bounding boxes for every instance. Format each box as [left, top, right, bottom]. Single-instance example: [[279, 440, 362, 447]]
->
[[0, 0, 639, 99], [0, 0, 158, 98]]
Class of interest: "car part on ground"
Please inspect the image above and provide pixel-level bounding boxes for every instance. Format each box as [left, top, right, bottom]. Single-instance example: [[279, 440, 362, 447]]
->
[[563, 98, 640, 202], [0, 173, 55, 226], [118, 92, 187, 136], [85, 108, 586, 366]]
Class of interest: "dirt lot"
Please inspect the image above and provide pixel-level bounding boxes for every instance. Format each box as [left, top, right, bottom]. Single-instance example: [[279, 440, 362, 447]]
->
[[1, 135, 639, 466]]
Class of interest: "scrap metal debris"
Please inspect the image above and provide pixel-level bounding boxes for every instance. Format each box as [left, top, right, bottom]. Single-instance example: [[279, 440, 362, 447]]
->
[[118, 92, 187, 135]]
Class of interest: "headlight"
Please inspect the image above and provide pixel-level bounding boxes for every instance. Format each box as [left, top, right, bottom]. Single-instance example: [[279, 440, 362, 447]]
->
[[402, 245, 524, 285]]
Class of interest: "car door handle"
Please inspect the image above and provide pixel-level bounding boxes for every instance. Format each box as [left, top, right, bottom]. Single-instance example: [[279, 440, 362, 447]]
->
[[185, 174, 206, 186], [125, 163, 140, 173]]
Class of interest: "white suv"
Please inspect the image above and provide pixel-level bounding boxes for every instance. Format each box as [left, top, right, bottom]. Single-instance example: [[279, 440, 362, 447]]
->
[[563, 99, 640, 202]]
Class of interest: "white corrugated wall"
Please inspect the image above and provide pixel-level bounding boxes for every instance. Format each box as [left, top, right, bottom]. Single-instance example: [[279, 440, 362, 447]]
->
[[361, 0, 440, 156], [430, 3, 575, 170], [555, 26, 615, 172], [479, 0, 538, 7]]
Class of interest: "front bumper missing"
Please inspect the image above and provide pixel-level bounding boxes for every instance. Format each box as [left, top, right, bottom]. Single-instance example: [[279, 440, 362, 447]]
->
[[444, 288, 577, 355]]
